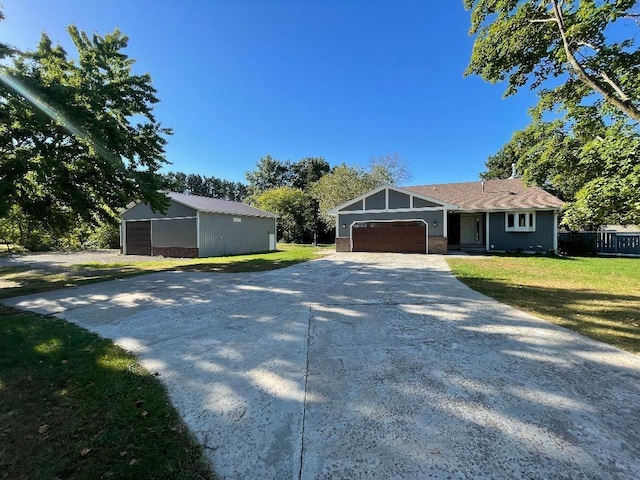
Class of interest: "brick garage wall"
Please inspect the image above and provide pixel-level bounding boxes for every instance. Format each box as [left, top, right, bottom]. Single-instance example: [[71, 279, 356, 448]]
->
[[335, 237, 351, 252], [152, 247, 199, 258], [428, 236, 448, 254]]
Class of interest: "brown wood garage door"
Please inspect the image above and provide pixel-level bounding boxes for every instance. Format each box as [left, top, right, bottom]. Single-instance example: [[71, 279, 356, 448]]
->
[[352, 221, 426, 253], [126, 221, 151, 255]]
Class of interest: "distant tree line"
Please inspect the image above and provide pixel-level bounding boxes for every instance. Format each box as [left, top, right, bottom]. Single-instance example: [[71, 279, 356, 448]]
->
[[163, 172, 248, 202]]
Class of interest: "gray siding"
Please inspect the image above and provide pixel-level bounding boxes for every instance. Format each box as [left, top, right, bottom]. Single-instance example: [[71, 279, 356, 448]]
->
[[488, 210, 556, 251], [199, 212, 276, 257], [365, 191, 386, 210], [123, 199, 196, 220], [340, 199, 363, 212], [337, 210, 444, 238], [152, 218, 197, 248], [389, 190, 410, 209], [413, 197, 439, 208]]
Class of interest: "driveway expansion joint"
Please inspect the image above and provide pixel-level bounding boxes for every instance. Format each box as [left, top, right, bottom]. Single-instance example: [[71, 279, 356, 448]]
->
[[297, 304, 312, 480]]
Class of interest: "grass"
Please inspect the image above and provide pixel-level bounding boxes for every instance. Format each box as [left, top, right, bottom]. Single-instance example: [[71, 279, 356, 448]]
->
[[0, 244, 331, 300], [0, 305, 215, 480], [446, 255, 640, 354], [0, 244, 330, 478]]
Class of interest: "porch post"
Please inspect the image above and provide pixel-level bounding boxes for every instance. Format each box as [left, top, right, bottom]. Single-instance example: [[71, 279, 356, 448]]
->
[[553, 210, 558, 253], [485, 213, 490, 252]]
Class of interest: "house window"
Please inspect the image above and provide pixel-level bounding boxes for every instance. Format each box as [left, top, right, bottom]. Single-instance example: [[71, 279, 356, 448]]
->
[[505, 211, 536, 232]]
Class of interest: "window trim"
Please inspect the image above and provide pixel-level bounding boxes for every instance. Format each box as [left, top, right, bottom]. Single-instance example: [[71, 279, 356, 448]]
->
[[505, 211, 536, 232]]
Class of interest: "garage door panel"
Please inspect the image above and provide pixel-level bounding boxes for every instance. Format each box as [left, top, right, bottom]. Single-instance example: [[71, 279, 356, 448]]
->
[[352, 222, 426, 253], [126, 221, 151, 255]]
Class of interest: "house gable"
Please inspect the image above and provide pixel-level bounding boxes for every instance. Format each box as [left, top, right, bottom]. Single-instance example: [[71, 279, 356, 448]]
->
[[331, 185, 455, 215]]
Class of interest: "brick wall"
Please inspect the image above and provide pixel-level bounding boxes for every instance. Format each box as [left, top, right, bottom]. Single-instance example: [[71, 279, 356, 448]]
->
[[151, 247, 199, 258], [335, 237, 351, 252], [428, 236, 448, 254]]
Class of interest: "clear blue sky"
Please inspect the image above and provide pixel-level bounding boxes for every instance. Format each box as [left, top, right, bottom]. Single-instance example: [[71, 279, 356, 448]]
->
[[3, 1, 537, 185]]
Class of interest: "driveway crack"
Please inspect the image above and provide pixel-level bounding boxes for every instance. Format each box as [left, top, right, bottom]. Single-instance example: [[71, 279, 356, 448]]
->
[[298, 304, 312, 480]]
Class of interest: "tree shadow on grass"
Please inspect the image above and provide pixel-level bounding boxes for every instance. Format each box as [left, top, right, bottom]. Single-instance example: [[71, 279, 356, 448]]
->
[[456, 276, 640, 354], [0, 305, 215, 480]]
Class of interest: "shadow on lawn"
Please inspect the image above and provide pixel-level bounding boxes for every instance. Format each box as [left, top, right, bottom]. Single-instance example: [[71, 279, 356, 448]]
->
[[0, 305, 214, 480], [457, 276, 640, 354], [0, 256, 313, 301]]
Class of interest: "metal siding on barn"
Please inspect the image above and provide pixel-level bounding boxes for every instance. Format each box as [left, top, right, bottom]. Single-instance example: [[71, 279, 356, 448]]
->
[[388, 190, 410, 209], [151, 218, 197, 248], [122, 199, 197, 220], [488, 210, 556, 251], [365, 190, 386, 210], [338, 210, 444, 238], [198, 212, 276, 257]]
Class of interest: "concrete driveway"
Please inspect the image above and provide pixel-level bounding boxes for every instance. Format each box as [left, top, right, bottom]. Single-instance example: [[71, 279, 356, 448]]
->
[[5, 253, 640, 479]]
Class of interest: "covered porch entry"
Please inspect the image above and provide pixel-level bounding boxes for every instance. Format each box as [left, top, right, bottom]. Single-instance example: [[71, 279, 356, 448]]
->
[[447, 212, 486, 251]]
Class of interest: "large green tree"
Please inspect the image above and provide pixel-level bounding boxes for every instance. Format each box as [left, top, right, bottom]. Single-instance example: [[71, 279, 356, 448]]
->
[[465, 0, 640, 121], [251, 187, 316, 243], [0, 26, 171, 234], [311, 157, 409, 226], [466, 0, 640, 228]]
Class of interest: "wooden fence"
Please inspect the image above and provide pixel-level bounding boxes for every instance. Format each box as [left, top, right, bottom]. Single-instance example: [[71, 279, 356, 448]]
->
[[558, 231, 640, 256]]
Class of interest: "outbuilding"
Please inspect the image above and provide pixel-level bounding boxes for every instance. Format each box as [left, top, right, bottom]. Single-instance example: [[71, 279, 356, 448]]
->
[[120, 192, 278, 257]]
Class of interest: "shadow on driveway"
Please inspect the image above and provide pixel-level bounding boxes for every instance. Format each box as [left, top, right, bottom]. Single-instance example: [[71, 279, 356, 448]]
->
[[5, 253, 640, 479]]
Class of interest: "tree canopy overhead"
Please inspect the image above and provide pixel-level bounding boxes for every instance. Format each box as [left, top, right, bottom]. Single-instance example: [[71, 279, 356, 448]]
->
[[466, 0, 640, 228], [465, 0, 640, 121], [0, 25, 171, 232]]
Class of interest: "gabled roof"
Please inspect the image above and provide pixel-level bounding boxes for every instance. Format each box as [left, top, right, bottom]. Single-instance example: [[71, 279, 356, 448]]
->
[[327, 185, 458, 215], [404, 178, 563, 211], [168, 192, 278, 218]]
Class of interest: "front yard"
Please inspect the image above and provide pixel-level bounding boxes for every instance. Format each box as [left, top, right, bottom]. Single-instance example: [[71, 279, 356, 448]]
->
[[0, 244, 329, 479], [0, 244, 330, 300], [447, 255, 640, 354]]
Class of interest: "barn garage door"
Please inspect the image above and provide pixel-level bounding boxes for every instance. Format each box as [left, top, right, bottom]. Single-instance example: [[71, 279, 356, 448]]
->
[[126, 221, 151, 255], [352, 221, 426, 253]]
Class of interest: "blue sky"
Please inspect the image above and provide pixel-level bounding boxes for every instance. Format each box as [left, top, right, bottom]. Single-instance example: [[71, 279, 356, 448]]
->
[[3, 1, 538, 185]]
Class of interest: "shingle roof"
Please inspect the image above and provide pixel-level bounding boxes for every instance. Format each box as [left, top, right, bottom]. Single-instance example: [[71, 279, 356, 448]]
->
[[168, 192, 278, 218], [404, 178, 563, 211]]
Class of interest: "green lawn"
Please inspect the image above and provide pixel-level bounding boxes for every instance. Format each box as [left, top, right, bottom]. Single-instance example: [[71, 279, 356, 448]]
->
[[0, 306, 215, 479], [0, 244, 331, 300], [0, 244, 330, 478], [447, 255, 640, 354]]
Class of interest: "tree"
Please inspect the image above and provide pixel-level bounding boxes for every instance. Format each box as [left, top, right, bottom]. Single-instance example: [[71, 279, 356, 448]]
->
[[251, 187, 316, 243], [465, 0, 640, 122], [0, 26, 171, 235], [290, 157, 331, 190], [245, 155, 292, 194], [466, 0, 640, 227], [368, 153, 412, 186], [164, 171, 248, 202]]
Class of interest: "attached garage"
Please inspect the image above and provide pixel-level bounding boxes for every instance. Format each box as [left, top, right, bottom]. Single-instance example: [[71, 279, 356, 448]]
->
[[327, 186, 454, 254], [120, 192, 278, 258], [352, 221, 427, 253]]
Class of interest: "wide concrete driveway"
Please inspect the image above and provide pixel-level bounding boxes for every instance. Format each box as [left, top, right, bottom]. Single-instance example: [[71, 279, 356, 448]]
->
[[5, 253, 640, 479]]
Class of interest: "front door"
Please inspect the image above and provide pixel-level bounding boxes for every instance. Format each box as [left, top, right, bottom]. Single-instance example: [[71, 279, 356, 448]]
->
[[460, 214, 483, 245]]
